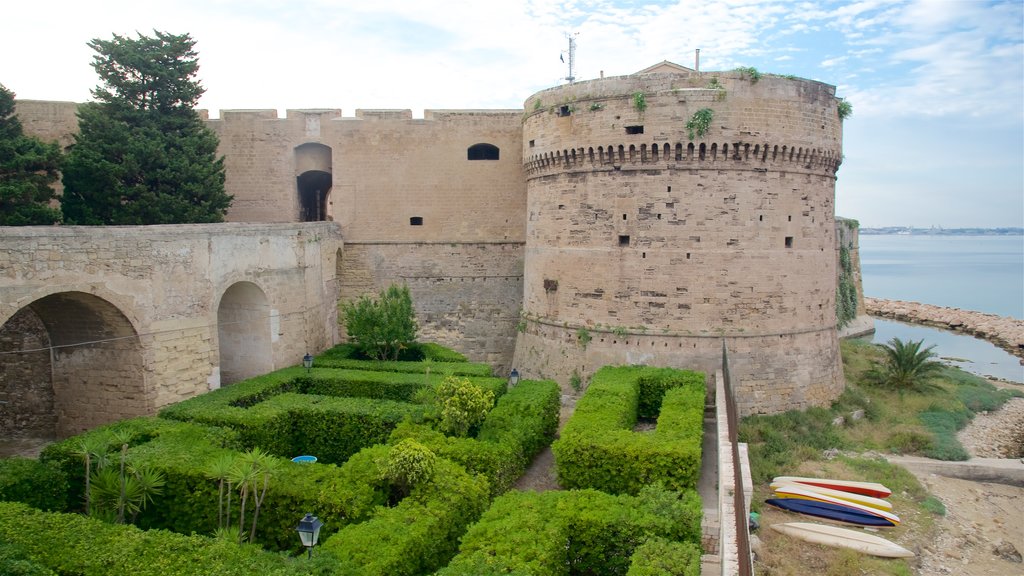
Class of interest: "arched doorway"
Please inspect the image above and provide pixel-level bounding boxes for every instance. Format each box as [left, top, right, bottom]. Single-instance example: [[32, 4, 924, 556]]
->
[[295, 143, 333, 222], [0, 292, 146, 439], [217, 282, 273, 385]]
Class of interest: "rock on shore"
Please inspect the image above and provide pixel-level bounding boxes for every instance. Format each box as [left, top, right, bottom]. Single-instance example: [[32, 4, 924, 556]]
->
[[865, 298, 1024, 361]]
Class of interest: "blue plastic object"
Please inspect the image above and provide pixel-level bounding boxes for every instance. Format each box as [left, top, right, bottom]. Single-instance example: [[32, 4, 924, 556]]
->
[[291, 455, 318, 464]]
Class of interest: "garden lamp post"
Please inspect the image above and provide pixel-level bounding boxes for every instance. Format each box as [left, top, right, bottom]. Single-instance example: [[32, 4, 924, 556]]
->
[[303, 353, 313, 373], [296, 512, 323, 559], [508, 368, 520, 388]]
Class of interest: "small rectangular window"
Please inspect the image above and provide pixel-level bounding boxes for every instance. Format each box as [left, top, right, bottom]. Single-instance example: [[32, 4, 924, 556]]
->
[[785, 236, 793, 248], [558, 105, 572, 117], [529, 140, 535, 147], [618, 235, 630, 247], [410, 217, 423, 226], [625, 125, 644, 135]]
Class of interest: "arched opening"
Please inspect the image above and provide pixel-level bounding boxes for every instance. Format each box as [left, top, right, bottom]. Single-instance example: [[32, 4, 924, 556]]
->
[[467, 143, 500, 160], [295, 143, 333, 222], [0, 292, 145, 439], [217, 282, 273, 385]]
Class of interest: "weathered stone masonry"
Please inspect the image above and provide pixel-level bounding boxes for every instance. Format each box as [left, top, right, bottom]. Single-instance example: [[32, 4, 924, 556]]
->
[[9, 63, 852, 420], [0, 223, 342, 437]]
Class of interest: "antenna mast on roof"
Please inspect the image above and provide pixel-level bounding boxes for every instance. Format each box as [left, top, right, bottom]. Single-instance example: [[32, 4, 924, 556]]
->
[[563, 32, 578, 83]]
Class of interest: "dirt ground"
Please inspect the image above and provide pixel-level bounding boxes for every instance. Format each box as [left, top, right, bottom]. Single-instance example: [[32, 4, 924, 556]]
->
[[911, 474, 1023, 576]]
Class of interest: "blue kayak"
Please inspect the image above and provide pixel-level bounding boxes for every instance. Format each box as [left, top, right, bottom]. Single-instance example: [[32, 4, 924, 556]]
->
[[765, 498, 896, 527]]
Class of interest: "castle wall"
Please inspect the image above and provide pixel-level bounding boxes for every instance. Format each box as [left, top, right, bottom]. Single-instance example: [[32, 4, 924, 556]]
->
[[0, 223, 342, 436], [11, 69, 855, 417], [514, 72, 845, 414], [337, 242, 523, 372]]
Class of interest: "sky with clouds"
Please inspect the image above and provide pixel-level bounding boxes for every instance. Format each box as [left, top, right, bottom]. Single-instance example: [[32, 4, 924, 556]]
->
[[2, 0, 1021, 228]]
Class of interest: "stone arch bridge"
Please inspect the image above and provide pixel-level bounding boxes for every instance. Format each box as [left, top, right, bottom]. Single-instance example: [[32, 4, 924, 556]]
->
[[0, 222, 343, 439]]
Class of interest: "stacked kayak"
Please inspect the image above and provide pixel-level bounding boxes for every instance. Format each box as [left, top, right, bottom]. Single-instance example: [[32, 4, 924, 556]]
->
[[766, 476, 899, 527], [765, 476, 914, 558]]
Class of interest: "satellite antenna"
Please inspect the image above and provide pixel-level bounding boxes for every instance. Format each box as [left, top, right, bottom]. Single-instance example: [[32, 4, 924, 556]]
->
[[563, 32, 578, 84]]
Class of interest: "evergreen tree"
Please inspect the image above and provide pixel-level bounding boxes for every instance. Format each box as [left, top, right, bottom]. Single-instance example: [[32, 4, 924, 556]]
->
[[0, 84, 63, 225], [61, 31, 231, 224]]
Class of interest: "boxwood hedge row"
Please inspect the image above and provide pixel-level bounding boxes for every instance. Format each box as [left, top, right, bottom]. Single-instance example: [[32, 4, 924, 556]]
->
[[389, 379, 560, 496], [0, 457, 67, 513], [39, 417, 491, 561], [552, 366, 705, 495], [0, 501, 343, 576], [158, 366, 504, 463], [437, 486, 701, 576]]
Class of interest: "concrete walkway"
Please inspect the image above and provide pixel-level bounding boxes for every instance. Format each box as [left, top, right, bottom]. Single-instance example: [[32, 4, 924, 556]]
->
[[886, 454, 1024, 486]]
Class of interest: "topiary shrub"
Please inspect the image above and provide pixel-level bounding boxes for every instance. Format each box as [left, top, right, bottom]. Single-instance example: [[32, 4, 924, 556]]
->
[[553, 366, 705, 494], [0, 457, 68, 512]]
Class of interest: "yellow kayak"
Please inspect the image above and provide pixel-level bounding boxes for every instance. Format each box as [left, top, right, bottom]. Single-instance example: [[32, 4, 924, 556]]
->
[[771, 482, 893, 512]]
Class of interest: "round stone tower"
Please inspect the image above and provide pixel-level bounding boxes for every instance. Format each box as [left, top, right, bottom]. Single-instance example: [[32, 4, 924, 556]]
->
[[512, 68, 845, 415]]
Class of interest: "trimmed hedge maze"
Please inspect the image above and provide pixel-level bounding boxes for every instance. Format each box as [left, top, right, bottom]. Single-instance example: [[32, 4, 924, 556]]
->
[[0, 351, 705, 576], [552, 366, 706, 495]]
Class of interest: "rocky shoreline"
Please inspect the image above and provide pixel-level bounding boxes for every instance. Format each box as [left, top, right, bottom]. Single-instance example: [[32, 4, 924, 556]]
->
[[865, 298, 1024, 361]]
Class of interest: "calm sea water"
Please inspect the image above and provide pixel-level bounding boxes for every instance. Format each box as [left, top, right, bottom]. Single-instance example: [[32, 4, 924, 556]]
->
[[858, 234, 1024, 383]]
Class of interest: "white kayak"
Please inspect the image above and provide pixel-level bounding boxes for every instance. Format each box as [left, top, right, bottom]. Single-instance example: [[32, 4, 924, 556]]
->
[[773, 475, 892, 499], [770, 522, 915, 558]]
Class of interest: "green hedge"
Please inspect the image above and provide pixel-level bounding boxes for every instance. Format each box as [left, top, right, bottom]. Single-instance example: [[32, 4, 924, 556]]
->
[[0, 502, 346, 576], [626, 538, 702, 576], [437, 486, 701, 576], [318, 342, 470, 363], [552, 366, 705, 495], [0, 457, 67, 512], [389, 379, 561, 496], [323, 449, 489, 576], [159, 367, 504, 462]]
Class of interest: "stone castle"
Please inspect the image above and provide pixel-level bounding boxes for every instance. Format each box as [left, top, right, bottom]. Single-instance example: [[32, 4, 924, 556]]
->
[[4, 61, 854, 435]]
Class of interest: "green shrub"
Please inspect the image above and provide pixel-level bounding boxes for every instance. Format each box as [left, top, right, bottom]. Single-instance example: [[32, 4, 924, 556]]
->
[[626, 538, 701, 576], [322, 453, 488, 576], [553, 366, 705, 494], [437, 375, 496, 437], [439, 488, 701, 575], [0, 501, 328, 576], [0, 540, 57, 576], [0, 457, 67, 512], [884, 429, 933, 454], [919, 409, 970, 460], [391, 379, 561, 496], [340, 283, 417, 361]]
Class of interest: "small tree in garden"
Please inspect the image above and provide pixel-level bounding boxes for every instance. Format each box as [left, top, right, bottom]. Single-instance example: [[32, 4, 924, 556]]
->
[[341, 283, 417, 361], [379, 439, 437, 503], [227, 448, 279, 544], [866, 337, 944, 393], [436, 376, 495, 437]]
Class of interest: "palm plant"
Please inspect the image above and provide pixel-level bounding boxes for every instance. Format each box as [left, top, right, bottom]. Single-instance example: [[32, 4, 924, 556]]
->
[[866, 337, 944, 392], [73, 433, 111, 515], [206, 454, 236, 532]]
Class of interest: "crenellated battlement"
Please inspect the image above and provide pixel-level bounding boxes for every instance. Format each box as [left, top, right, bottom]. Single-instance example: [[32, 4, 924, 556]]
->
[[524, 140, 841, 176]]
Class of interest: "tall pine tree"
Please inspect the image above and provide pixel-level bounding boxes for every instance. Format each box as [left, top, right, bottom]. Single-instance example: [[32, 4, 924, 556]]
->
[[62, 31, 231, 224], [0, 84, 63, 225]]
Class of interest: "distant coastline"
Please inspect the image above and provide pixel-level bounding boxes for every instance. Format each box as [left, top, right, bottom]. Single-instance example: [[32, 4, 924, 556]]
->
[[860, 227, 1023, 236]]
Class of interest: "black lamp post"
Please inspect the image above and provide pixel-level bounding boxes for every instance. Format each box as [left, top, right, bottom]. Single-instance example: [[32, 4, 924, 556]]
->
[[296, 512, 323, 559], [508, 368, 520, 388], [302, 353, 314, 374]]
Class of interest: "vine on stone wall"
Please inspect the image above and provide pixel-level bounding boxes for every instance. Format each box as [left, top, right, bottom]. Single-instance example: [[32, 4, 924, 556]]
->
[[836, 244, 858, 328], [685, 108, 714, 140], [632, 92, 647, 114]]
